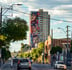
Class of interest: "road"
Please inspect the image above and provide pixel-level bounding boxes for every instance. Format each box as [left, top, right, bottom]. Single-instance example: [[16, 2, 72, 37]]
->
[[1, 60, 55, 70], [0, 60, 71, 70]]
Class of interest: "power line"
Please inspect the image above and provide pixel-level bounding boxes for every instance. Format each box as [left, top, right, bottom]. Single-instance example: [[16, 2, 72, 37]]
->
[[2, 9, 72, 23], [13, 9, 72, 23]]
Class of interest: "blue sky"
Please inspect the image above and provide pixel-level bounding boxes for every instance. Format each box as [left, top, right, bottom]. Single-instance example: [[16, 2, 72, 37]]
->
[[0, 0, 72, 52]]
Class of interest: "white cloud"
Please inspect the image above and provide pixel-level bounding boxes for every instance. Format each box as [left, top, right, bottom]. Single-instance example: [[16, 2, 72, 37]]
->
[[48, 9, 67, 16], [1, 0, 71, 18], [0, 0, 8, 3], [53, 5, 72, 10], [29, 0, 36, 1], [55, 0, 70, 2], [7, 13, 22, 18], [53, 21, 63, 25], [48, 5, 72, 16], [0, 0, 23, 5], [0, 0, 13, 4], [64, 18, 72, 23], [12, 13, 20, 17], [23, 2, 72, 18], [54, 29, 61, 33]]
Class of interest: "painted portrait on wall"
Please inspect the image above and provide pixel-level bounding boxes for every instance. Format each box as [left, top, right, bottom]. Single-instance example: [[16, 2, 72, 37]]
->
[[30, 12, 40, 48]]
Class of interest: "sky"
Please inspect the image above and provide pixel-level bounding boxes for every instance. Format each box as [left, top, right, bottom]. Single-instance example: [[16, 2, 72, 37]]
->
[[0, 0, 72, 52]]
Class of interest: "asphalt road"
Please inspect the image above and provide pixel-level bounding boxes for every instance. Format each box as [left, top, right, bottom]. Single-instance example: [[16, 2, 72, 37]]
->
[[1, 60, 71, 70], [1, 60, 55, 70]]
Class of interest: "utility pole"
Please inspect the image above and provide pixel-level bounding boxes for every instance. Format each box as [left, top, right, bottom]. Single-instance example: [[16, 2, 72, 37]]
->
[[51, 29, 53, 48], [58, 26, 70, 65], [66, 25, 70, 52], [66, 25, 70, 66], [51, 29, 53, 66], [67, 25, 69, 50], [0, 7, 2, 67], [0, 7, 2, 34]]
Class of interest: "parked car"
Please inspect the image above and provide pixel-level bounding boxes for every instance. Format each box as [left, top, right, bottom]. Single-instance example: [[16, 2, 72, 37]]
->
[[66, 58, 71, 66], [17, 58, 31, 70], [54, 61, 67, 70], [11, 58, 19, 67]]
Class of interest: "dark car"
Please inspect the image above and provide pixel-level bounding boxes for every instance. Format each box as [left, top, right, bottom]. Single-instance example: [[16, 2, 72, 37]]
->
[[17, 58, 31, 70], [66, 58, 71, 66]]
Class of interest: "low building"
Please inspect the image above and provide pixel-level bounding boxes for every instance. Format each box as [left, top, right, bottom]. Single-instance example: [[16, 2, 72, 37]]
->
[[53, 38, 71, 48]]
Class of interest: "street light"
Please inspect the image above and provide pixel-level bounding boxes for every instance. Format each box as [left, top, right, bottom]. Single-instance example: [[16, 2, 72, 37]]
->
[[2, 3, 22, 16], [58, 27, 66, 34], [58, 26, 71, 65], [0, 3, 22, 66], [0, 3, 22, 27], [58, 27, 67, 63]]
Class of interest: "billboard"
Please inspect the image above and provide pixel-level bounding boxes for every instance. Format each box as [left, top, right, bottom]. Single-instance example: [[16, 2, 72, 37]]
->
[[30, 12, 40, 48]]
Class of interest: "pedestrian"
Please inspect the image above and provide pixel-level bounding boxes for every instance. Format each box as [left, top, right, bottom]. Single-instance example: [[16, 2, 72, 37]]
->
[[11, 57, 13, 68]]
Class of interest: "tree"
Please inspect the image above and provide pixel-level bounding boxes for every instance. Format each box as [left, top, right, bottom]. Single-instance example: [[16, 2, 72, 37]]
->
[[1, 48, 6, 59], [50, 47, 57, 55], [0, 17, 28, 62], [21, 43, 30, 52], [2, 17, 28, 42], [0, 40, 5, 48], [56, 46, 62, 54], [5, 50, 11, 60], [55, 46, 62, 61], [38, 42, 44, 49], [70, 40, 72, 53], [1, 47, 11, 62]]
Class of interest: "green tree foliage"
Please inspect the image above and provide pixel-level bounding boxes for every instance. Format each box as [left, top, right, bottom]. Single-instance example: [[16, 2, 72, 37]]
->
[[2, 17, 28, 42], [23, 53, 30, 58], [50, 46, 62, 55], [38, 42, 44, 49], [1, 48, 11, 60], [21, 43, 24, 48], [1, 48, 6, 59], [20, 47, 43, 61], [5, 50, 11, 60], [71, 40, 72, 46], [50, 47, 57, 54], [56, 46, 62, 54], [70, 46, 72, 53], [70, 40, 72, 53], [21, 44, 30, 52], [19, 42, 44, 62], [0, 40, 5, 48]]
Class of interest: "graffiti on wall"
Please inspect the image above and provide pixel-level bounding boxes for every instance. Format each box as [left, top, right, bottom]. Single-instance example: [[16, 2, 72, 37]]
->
[[30, 12, 40, 48]]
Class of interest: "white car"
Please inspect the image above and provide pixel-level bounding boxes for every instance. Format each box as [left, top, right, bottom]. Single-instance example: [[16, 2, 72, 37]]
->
[[54, 61, 67, 70]]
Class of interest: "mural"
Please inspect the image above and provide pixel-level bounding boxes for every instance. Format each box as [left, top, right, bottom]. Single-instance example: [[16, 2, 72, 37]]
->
[[30, 12, 40, 48], [44, 36, 51, 64]]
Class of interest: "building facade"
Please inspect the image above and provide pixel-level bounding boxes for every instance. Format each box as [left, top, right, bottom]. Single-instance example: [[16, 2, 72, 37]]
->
[[53, 38, 71, 48], [30, 9, 50, 48]]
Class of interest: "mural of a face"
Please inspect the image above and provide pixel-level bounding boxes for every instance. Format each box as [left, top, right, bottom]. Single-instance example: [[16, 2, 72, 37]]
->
[[33, 35, 39, 43], [30, 12, 39, 48], [32, 25, 37, 33], [31, 14, 36, 21]]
